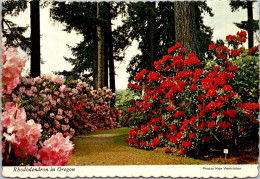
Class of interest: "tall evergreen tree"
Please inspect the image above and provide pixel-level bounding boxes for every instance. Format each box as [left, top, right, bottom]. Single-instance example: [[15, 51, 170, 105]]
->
[[174, 1, 198, 56], [2, 0, 30, 53], [229, 0, 259, 48], [30, 0, 41, 77], [103, 2, 116, 94], [117, 2, 175, 82], [51, 2, 100, 84], [50, 2, 124, 91], [3, 0, 49, 77]]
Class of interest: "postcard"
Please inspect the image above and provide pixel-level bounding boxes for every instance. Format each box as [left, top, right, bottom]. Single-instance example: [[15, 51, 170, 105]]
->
[[1, 0, 259, 178]]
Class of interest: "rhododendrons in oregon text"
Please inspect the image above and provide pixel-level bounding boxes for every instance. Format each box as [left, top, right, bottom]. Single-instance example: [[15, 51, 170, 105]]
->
[[127, 31, 259, 155]]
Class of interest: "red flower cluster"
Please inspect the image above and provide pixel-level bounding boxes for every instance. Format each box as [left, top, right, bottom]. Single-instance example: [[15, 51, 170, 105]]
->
[[128, 83, 142, 90], [224, 30, 247, 47], [168, 43, 182, 53], [209, 43, 217, 50], [127, 31, 259, 156], [134, 69, 148, 81]]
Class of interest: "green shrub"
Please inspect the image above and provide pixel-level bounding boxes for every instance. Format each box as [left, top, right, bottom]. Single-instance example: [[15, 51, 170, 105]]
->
[[231, 55, 259, 103], [115, 88, 141, 126]]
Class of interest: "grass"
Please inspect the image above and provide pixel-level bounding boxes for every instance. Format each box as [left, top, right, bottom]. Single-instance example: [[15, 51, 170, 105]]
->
[[77, 127, 131, 137], [67, 127, 223, 166]]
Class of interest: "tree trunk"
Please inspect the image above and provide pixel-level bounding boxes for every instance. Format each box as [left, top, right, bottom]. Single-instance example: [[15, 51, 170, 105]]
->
[[247, 1, 254, 49], [104, 26, 108, 88], [93, 41, 98, 90], [104, 55, 108, 88], [30, 0, 41, 77], [147, 2, 155, 71], [108, 26, 115, 94], [97, 2, 105, 89], [93, 3, 99, 90], [174, 1, 198, 56], [107, 3, 116, 107]]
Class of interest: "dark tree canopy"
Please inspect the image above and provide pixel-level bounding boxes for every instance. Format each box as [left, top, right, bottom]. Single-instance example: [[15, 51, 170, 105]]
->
[[117, 2, 176, 82], [50, 2, 100, 83], [50, 2, 125, 87], [2, 0, 30, 53], [50, 1, 214, 86]]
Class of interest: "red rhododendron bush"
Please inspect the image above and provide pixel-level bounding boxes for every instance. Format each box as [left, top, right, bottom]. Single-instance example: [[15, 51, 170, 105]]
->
[[127, 31, 259, 156], [1, 44, 120, 166]]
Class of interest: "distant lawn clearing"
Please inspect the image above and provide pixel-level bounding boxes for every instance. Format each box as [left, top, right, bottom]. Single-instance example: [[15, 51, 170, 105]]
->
[[66, 127, 258, 166]]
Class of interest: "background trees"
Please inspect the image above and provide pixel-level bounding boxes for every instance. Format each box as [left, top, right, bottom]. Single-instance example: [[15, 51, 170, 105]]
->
[[3, 1, 218, 91], [229, 0, 259, 48], [2, 0, 45, 77], [50, 2, 99, 84], [50, 2, 124, 94], [119, 1, 213, 82], [118, 2, 175, 82], [2, 0, 30, 53]]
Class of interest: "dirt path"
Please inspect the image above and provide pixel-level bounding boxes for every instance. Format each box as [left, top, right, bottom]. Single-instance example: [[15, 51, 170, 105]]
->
[[66, 128, 212, 166]]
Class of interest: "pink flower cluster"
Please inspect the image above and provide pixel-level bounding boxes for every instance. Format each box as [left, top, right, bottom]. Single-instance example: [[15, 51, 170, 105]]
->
[[1, 44, 26, 86], [1, 45, 74, 166], [2, 102, 42, 158], [35, 133, 74, 166], [4, 75, 121, 138], [1, 102, 74, 166]]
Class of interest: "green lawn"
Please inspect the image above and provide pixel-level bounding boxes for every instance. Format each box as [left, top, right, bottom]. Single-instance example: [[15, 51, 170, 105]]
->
[[67, 127, 224, 165]]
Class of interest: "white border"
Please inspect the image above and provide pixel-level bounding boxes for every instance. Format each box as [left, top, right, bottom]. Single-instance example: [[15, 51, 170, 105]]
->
[[2, 165, 259, 178]]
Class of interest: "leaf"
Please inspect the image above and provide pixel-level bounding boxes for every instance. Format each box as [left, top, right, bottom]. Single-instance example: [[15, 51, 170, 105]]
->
[[19, 149, 27, 159]]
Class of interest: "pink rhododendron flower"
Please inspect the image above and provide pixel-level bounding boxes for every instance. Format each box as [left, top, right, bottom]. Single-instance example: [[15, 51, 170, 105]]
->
[[42, 74, 53, 81], [3, 133, 18, 144], [33, 161, 43, 166], [70, 128, 75, 136], [59, 85, 66, 92], [64, 117, 69, 123], [37, 133, 74, 166], [61, 125, 67, 131], [49, 113, 55, 118], [34, 76, 43, 84], [71, 88, 78, 95], [15, 119, 42, 145], [55, 115, 63, 120], [44, 123, 49, 128], [58, 108, 63, 115], [2, 45, 26, 85], [2, 103, 42, 158], [54, 75, 65, 85], [2, 77, 19, 94], [2, 102, 26, 129], [37, 111, 44, 116]]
